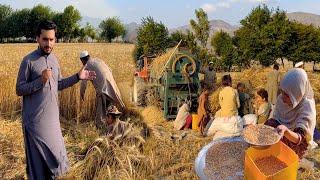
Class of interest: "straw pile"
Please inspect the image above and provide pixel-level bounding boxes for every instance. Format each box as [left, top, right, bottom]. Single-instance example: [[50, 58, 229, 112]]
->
[[208, 87, 223, 114], [243, 124, 281, 146], [255, 156, 287, 176], [66, 124, 150, 179], [150, 48, 176, 78]]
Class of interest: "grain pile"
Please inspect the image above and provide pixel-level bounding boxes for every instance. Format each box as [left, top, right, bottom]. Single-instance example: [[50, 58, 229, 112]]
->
[[243, 124, 281, 146], [204, 141, 249, 179], [254, 156, 287, 176]]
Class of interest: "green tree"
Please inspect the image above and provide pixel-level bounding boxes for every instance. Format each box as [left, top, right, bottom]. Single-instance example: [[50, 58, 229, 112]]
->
[[287, 22, 320, 67], [62, 6, 81, 41], [189, 8, 212, 64], [54, 6, 81, 42], [0, 4, 13, 42], [99, 17, 125, 42], [27, 4, 54, 39], [211, 31, 238, 71], [83, 23, 96, 40], [4, 8, 31, 39], [190, 8, 210, 47], [260, 8, 292, 67], [135, 16, 169, 59], [234, 5, 273, 66], [169, 30, 188, 47]]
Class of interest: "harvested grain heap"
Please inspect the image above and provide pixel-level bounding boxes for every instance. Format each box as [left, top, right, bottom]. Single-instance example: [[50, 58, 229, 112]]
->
[[243, 124, 281, 146], [254, 156, 287, 176], [204, 141, 249, 179]]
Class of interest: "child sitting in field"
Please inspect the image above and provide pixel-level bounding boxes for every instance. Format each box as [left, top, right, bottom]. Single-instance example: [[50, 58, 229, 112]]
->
[[243, 88, 272, 125], [237, 82, 252, 117], [198, 85, 210, 134], [204, 75, 243, 139], [174, 101, 192, 130], [254, 89, 272, 124]]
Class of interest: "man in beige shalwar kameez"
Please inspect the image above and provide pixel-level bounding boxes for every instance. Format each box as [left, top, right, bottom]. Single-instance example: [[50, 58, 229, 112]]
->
[[79, 51, 125, 129], [266, 64, 281, 105]]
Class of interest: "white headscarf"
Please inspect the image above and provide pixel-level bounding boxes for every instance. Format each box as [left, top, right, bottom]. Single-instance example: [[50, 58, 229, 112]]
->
[[273, 68, 316, 144], [174, 103, 190, 130]]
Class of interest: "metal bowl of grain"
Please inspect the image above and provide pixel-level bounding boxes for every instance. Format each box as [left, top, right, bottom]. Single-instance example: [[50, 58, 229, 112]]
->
[[195, 137, 249, 180], [242, 124, 281, 148]]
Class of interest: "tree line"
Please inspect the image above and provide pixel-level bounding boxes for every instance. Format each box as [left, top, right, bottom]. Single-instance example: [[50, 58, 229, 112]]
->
[[0, 4, 126, 43], [1, 4, 320, 69], [134, 5, 320, 70]]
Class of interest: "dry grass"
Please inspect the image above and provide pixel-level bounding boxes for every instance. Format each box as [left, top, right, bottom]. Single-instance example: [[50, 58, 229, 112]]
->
[[0, 43, 320, 179], [0, 117, 25, 179]]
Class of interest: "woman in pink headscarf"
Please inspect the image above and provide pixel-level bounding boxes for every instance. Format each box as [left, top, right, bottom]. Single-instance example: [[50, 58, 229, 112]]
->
[[265, 68, 316, 158]]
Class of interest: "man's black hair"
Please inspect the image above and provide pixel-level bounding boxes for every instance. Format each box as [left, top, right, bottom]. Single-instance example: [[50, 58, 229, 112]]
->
[[222, 74, 232, 87], [273, 64, 279, 70], [36, 20, 57, 37], [257, 88, 269, 102]]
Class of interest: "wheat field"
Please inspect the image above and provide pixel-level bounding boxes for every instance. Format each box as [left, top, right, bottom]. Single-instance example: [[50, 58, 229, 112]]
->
[[0, 43, 320, 179]]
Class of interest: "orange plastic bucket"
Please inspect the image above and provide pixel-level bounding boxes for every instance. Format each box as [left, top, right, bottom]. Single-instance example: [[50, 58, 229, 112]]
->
[[244, 141, 298, 180], [192, 114, 200, 131]]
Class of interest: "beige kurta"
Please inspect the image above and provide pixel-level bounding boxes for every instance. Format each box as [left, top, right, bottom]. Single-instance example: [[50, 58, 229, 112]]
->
[[80, 58, 125, 128], [266, 70, 280, 104], [215, 86, 240, 118]]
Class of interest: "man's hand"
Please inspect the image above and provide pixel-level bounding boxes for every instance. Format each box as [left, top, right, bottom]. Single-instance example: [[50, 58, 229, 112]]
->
[[78, 64, 96, 80], [41, 69, 52, 84]]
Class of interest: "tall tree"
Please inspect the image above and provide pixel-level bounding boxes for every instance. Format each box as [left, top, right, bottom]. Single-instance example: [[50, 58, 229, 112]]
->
[[27, 4, 54, 39], [99, 17, 125, 42], [211, 31, 238, 71], [62, 6, 81, 41], [287, 22, 320, 67], [83, 23, 96, 40], [234, 5, 273, 66], [134, 16, 169, 59], [4, 8, 31, 39], [190, 8, 210, 47], [0, 4, 13, 42], [260, 8, 292, 67]]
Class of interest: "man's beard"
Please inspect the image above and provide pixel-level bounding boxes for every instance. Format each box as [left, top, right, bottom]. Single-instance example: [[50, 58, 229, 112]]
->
[[209, 67, 213, 71], [40, 46, 53, 56]]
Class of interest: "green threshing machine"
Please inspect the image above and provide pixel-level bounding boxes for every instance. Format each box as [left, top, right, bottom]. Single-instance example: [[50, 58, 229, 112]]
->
[[133, 42, 201, 119]]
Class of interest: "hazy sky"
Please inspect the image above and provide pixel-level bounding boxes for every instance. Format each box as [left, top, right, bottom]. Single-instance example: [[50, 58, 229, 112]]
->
[[1, 0, 320, 28]]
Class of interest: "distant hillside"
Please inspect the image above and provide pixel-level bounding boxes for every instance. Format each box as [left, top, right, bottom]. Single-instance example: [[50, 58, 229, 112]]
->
[[123, 22, 140, 43], [170, 19, 238, 36], [80, 16, 102, 28], [287, 12, 320, 27]]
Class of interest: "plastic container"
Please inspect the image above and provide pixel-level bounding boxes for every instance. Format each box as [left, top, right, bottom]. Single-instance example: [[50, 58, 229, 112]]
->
[[192, 114, 200, 131], [244, 141, 298, 180]]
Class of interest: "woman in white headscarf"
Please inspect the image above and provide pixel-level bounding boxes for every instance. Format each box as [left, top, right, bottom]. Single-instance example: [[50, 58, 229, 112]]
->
[[265, 68, 316, 158]]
